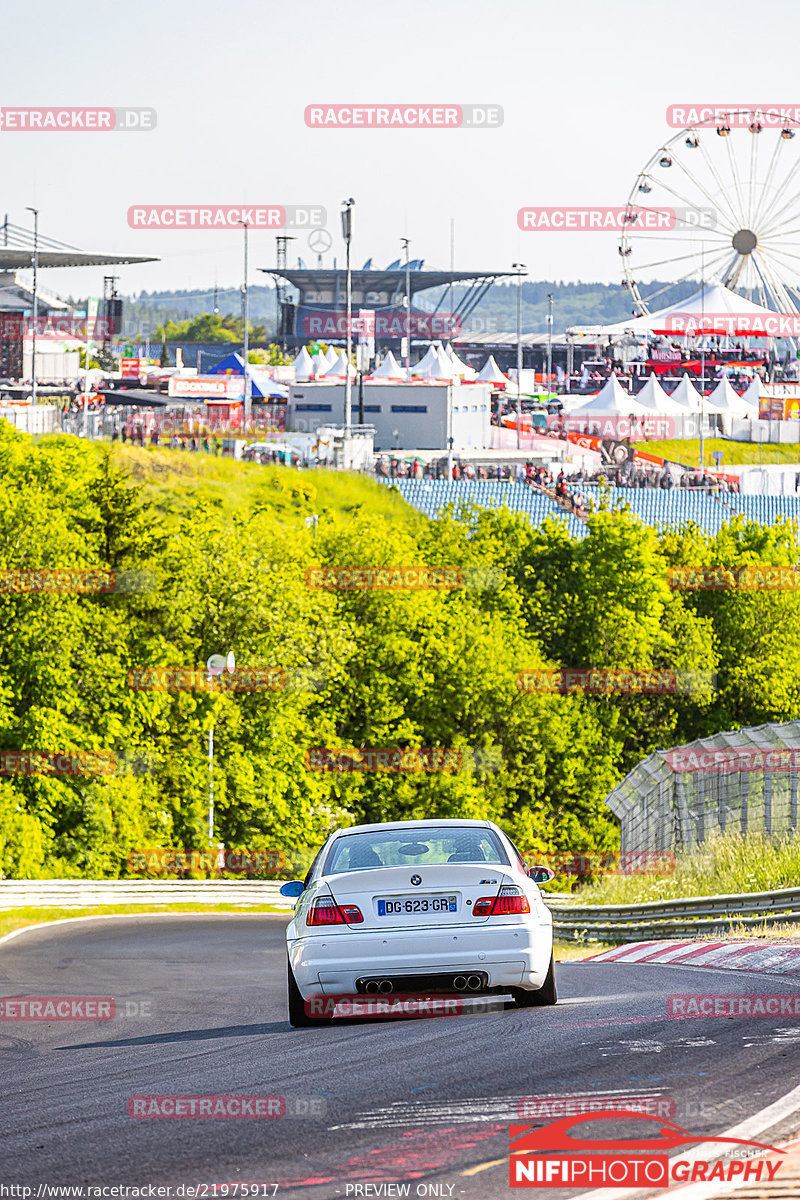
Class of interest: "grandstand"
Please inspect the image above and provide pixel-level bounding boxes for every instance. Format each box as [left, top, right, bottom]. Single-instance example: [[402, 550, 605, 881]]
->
[[377, 478, 800, 538], [376, 478, 587, 538]]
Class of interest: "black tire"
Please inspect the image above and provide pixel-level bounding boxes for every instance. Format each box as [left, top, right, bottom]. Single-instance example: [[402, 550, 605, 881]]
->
[[287, 958, 329, 1028], [512, 953, 557, 1008]]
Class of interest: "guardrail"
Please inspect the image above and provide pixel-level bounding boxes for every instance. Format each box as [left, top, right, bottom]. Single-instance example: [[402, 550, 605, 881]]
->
[[1, 881, 797, 941], [0, 879, 293, 910], [544, 886, 800, 942]]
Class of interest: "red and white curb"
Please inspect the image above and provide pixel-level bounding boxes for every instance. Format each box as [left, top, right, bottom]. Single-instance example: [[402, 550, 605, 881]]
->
[[580, 939, 800, 976]]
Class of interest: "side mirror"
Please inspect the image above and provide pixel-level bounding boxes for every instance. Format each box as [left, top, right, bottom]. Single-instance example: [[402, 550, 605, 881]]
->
[[279, 880, 305, 897], [528, 865, 556, 884]]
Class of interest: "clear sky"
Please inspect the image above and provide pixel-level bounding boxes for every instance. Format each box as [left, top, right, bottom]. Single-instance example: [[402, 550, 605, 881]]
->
[[4, 0, 799, 301]]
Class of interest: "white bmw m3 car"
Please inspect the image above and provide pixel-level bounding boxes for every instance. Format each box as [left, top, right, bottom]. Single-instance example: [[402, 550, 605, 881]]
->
[[280, 818, 556, 1027]]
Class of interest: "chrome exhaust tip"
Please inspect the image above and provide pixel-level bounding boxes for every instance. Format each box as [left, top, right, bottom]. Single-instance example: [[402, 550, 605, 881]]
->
[[453, 975, 467, 990], [378, 980, 393, 994], [467, 974, 483, 991], [365, 980, 380, 994]]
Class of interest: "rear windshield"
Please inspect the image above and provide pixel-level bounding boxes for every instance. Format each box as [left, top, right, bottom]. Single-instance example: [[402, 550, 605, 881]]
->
[[322, 826, 510, 875]]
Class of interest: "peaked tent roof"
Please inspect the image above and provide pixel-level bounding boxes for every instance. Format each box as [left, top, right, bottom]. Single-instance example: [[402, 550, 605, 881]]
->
[[570, 375, 651, 416], [475, 355, 509, 384], [324, 345, 339, 367], [411, 345, 449, 378], [324, 350, 353, 376], [708, 376, 759, 417], [668, 376, 703, 411], [634, 373, 687, 415], [311, 353, 331, 376], [740, 378, 763, 409], [370, 351, 405, 379], [292, 347, 314, 380], [445, 343, 477, 379], [567, 280, 783, 338]]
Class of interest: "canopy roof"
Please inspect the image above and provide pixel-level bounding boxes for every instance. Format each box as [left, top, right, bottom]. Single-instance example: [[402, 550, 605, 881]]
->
[[634, 374, 687, 415], [568, 280, 782, 339], [292, 347, 314, 379]]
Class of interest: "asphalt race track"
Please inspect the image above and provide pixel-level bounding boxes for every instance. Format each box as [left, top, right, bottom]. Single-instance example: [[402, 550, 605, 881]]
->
[[2, 915, 800, 1200]]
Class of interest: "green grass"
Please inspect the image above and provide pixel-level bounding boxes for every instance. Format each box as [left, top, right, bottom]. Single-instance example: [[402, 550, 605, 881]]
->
[[102, 444, 423, 531], [630, 437, 800, 468], [0, 903, 290, 941], [567, 832, 800, 905]]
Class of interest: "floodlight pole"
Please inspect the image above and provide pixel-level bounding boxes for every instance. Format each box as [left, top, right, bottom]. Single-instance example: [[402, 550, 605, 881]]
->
[[240, 220, 251, 429], [401, 237, 411, 379], [547, 293, 554, 395], [342, 199, 355, 443], [207, 674, 215, 843], [513, 263, 526, 449], [26, 207, 39, 405]]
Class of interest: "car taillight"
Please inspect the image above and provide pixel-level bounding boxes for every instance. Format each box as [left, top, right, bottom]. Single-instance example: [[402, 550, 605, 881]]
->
[[307, 897, 364, 925], [472, 886, 530, 917]]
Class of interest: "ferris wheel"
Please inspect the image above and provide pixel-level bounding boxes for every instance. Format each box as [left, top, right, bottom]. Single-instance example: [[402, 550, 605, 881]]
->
[[620, 110, 800, 318]]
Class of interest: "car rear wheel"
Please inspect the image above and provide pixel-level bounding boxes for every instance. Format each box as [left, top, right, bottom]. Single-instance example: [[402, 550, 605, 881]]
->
[[512, 953, 557, 1007], [287, 958, 330, 1028]]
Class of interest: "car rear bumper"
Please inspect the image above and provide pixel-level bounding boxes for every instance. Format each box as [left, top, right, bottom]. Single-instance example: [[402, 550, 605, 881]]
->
[[287, 921, 553, 997]]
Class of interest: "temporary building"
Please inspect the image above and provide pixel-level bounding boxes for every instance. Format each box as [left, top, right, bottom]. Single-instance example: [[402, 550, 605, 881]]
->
[[324, 345, 339, 367], [325, 350, 354, 377], [411, 345, 450, 379], [311, 353, 330, 376], [445, 343, 477, 380]]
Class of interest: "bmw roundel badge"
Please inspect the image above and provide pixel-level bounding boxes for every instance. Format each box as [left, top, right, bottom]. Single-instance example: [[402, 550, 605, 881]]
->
[[410, 874, 422, 886]]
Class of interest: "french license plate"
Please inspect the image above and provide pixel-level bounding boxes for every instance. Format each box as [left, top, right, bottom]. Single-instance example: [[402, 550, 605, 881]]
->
[[377, 895, 458, 917]]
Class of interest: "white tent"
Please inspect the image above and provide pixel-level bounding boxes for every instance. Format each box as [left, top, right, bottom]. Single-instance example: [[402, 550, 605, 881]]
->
[[324, 345, 339, 367], [740, 378, 763, 410], [311, 353, 330, 376], [370, 351, 405, 380], [325, 350, 354, 377], [708, 377, 759, 418], [445, 343, 477, 380], [634, 374, 687, 415], [569, 375, 651, 416], [567, 280, 783, 339], [411, 345, 449, 379], [668, 376, 703, 412], [292, 347, 314, 381], [475, 355, 510, 384], [436, 346, 457, 379]]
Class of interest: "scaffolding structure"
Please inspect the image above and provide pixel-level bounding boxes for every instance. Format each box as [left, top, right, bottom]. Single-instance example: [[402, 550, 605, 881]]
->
[[605, 721, 800, 852]]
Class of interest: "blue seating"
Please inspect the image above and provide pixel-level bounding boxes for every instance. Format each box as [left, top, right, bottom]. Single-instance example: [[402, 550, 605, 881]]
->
[[378, 479, 800, 540]]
